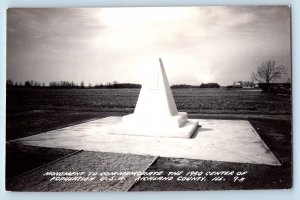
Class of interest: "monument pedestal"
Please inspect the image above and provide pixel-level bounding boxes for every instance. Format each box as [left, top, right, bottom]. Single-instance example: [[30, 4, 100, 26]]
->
[[106, 57, 199, 138], [123, 112, 188, 128], [107, 113, 199, 138]]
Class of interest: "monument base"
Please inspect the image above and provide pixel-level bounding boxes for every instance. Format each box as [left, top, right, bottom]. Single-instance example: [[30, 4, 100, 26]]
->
[[122, 112, 189, 128], [106, 117, 199, 138]]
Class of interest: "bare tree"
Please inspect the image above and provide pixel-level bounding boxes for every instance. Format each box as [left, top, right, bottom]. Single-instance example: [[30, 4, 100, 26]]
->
[[251, 60, 287, 83], [80, 81, 85, 88]]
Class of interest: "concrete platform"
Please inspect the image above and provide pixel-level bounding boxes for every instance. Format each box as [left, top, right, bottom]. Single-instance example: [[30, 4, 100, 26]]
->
[[9, 117, 281, 166]]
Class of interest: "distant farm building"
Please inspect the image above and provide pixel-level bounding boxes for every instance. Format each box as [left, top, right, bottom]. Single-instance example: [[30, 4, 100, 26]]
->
[[226, 81, 258, 89]]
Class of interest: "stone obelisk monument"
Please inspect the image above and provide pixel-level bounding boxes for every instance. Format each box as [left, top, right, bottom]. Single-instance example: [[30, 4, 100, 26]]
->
[[107, 58, 198, 138]]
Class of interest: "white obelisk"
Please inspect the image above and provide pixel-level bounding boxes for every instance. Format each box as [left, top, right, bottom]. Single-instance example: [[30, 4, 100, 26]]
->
[[134, 58, 178, 118], [107, 58, 198, 138]]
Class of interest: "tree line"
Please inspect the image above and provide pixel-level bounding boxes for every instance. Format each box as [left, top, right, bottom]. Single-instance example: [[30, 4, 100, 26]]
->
[[6, 80, 86, 89], [7, 59, 288, 90], [6, 80, 143, 89], [6, 79, 220, 89], [171, 83, 220, 89]]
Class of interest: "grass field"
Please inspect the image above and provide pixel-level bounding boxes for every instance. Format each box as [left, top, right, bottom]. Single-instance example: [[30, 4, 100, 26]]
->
[[7, 88, 291, 115]]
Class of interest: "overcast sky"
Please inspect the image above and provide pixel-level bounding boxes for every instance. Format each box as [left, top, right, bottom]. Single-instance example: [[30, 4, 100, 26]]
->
[[7, 6, 291, 86]]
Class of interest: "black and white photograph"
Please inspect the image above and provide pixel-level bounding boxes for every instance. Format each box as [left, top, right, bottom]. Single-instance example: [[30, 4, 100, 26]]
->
[[5, 6, 292, 191]]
